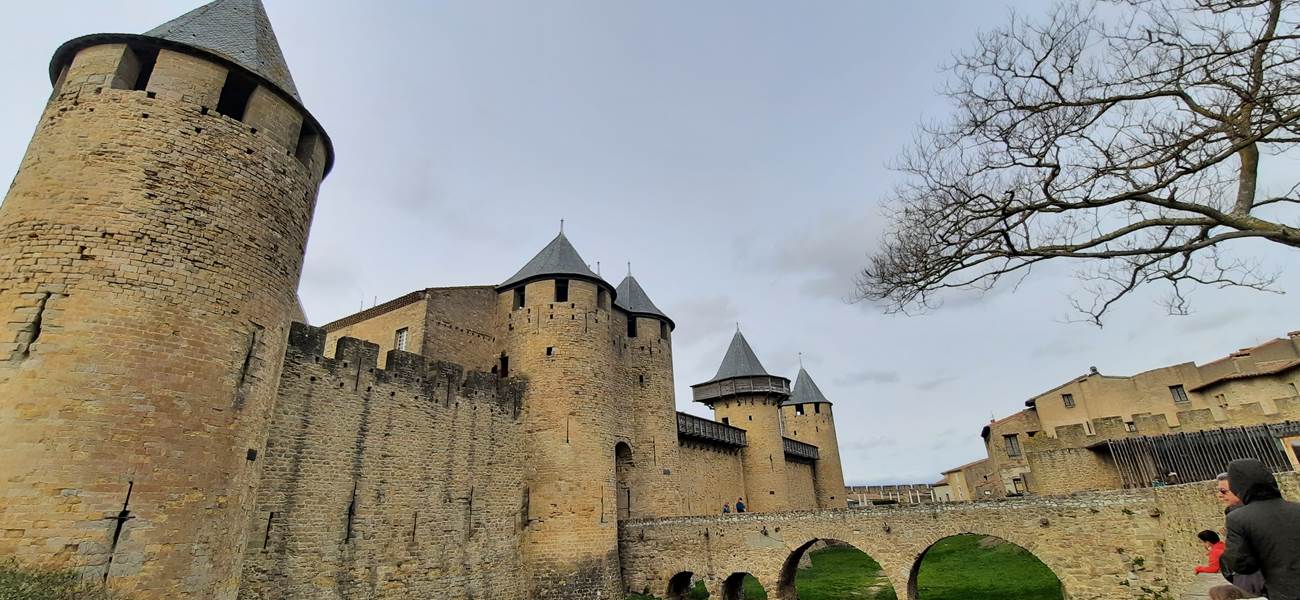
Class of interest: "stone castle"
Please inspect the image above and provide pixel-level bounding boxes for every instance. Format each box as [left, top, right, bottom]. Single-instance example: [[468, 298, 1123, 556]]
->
[[0, 2, 846, 598]]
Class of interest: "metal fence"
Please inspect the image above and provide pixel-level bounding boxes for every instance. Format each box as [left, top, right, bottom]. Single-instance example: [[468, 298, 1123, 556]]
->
[[1104, 423, 1298, 489], [676, 412, 747, 447]]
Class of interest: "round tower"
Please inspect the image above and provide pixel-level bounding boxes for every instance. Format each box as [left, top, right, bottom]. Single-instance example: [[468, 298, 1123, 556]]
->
[[781, 367, 848, 508], [0, 1, 331, 598], [496, 232, 624, 599], [614, 272, 683, 518], [691, 331, 792, 512]]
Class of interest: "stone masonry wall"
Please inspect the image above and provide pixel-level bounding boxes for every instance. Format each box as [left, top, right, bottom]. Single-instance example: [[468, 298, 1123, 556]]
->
[[324, 296, 427, 360], [238, 324, 527, 600], [677, 442, 747, 516], [422, 286, 499, 373], [0, 42, 324, 600], [712, 396, 790, 513], [784, 460, 817, 510]]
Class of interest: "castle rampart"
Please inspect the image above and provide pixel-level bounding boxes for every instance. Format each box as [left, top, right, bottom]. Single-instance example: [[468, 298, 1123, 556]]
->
[[239, 323, 527, 599]]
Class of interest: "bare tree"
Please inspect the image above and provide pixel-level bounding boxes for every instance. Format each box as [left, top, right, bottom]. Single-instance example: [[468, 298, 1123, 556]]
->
[[858, 0, 1300, 324]]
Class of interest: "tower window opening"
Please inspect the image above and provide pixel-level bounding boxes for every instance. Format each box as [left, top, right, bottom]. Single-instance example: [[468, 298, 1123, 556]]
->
[[722, 417, 729, 426], [216, 73, 257, 121], [513, 287, 525, 310], [814, 404, 820, 414], [498, 354, 509, 378], [795, 404, 805, 416], [554, 279, 569, 302], [546, 347, 553, 356], [638, 374, 644, 386], [126, 46, 159, 91], [394, 327, 408, 352], [597, 288, 608, 309], [627, 317, 638, 338], [294, 123, 320, 167], [660, 321, 669, 340]]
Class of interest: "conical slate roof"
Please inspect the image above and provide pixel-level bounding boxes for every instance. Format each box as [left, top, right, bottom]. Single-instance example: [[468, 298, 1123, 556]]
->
[[615, 275, 673, 329], [499, 233, 604, 290], [788, 367, 832, 405], [145, 0, 300, 100], [709, 331, 769, 382]]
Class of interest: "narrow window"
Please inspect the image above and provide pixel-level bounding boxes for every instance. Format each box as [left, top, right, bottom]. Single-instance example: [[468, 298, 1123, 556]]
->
[[1062, 393, 1075, 408], [394, 328, 408, 352], [498, 354, 509, 378], [795, 404, 806, 416], [1125, 422, 1137, 432], [554, 279, 569, 302], [545, 347, 553, 356], [216, 73, 256, 121], [660, 321, 669, 340], [1003, 434, 1022, 457], [513, 287, 525, 310], [721, 417, 729, 426], [814, 404, 821, 414], [597, 288, 608, 309], [627, 317, 638, 338], [127, 47, 159, 91], [638, 374, 644, 386], [1169, 384, 1189, 403], [294, 123, 320, 167]]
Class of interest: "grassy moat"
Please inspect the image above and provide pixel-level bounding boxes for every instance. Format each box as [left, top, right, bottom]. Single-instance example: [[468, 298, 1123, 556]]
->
[[630, 534, 1063, 599]]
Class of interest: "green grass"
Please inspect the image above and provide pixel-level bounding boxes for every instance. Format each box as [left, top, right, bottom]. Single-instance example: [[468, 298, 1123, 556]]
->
[[794, 545, 897, 600], [0, 559, 123, 600], [913, 535, 1063, 600]]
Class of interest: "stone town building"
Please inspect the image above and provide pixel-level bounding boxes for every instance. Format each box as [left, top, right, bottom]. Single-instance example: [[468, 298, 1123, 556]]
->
[[0, 2, 846, 598], [939, 331, 1300, 499]]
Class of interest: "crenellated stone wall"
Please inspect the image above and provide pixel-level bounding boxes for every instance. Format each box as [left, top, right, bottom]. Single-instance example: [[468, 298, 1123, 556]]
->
[[238, 323, 527, 600]]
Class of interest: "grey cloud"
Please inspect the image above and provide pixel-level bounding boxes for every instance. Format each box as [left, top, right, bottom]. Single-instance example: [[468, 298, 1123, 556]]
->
[[834, 369, 901, 386], [914, 374, 959, 391]]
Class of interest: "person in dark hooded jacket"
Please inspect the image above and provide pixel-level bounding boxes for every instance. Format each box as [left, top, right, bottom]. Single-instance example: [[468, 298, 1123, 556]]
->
[[1223, 458, 1300, 600]]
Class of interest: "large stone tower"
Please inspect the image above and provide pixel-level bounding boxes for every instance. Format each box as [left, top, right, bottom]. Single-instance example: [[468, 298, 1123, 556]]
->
[[781, 367, 848, 508], [0, 1, 330, 598], [497, 232, 623, 599], [691, 331, 792, 512], [614, 273, 683, 518]]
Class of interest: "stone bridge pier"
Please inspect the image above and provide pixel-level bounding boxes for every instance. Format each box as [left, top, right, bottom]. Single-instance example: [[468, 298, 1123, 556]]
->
[[619, 476, 1292, 599]]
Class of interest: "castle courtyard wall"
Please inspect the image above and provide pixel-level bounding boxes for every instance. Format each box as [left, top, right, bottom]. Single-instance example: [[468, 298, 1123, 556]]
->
[[239, 324, 527, 599], [323, 294, 427, 360], [784, 459, 818, 510], [676, 443, 747, 516]]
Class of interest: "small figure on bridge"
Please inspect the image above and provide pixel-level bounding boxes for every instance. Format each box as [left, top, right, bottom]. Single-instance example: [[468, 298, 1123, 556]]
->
[[1193, 530, 1224, 574], [735, 498, 746, 513], [722, 503, 731, 514]]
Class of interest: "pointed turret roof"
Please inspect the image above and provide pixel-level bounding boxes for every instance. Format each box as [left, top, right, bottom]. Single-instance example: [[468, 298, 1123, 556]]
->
[[145, 0, 300, 99], [788, 367, 832, 405], [709, 331, 769, 382], [499, 233, 607, 290], [615, 275, 673, 329]]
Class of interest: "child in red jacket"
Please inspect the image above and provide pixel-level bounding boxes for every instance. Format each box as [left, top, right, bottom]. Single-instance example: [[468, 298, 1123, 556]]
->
[[1195, 530, 1226, 574]]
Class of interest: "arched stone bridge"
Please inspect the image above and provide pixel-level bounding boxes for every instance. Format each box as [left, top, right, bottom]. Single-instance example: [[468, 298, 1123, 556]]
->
[[618, 476, 1283, 600]]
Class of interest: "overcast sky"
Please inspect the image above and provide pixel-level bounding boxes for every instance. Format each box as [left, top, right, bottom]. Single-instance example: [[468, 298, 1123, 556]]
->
[[2, 1, 1296, 486]]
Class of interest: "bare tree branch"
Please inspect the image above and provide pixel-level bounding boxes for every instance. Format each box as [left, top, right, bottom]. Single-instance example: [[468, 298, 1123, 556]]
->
[[857, 0, 1300, 324]]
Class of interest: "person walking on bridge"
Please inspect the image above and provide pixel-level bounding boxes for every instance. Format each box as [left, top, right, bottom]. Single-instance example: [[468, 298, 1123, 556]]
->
[[1223, 458, 1300, 600]]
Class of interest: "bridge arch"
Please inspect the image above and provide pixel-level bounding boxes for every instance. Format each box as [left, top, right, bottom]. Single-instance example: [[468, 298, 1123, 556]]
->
[[906, 533, 1063, 600], [721, 571, 765, 600], [666, 571, 696, 599], [777, 538, 899, 600]]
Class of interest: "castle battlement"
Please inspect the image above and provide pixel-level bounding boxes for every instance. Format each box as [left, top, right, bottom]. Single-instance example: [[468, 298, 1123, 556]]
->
[[287, 322, 525, 419]]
